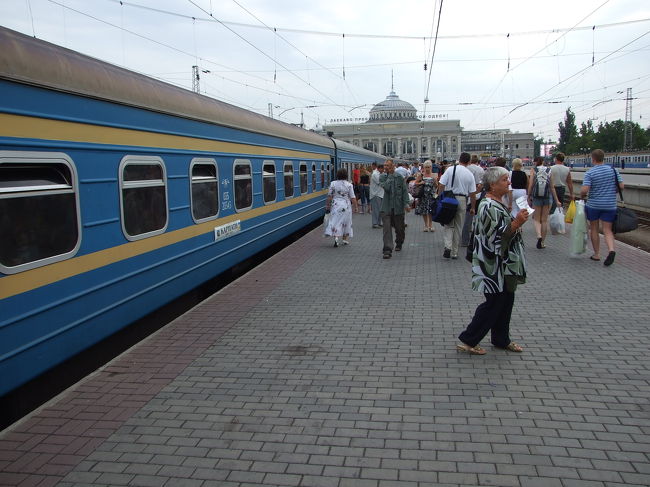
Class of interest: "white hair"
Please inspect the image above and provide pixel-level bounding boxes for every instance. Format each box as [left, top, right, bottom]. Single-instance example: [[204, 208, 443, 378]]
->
[[482, 166, 509, 191]]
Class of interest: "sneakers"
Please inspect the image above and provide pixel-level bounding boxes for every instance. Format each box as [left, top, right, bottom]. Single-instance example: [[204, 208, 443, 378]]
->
[[395, 245, 402, 251], [383, 252, 391, 259], [342, 239, 350, 245], [334, 238, 339, 247], [604, 251, 616, 266], [443, 248, 451, 258]]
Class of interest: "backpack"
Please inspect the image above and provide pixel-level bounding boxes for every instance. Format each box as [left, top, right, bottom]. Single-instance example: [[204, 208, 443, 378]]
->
[[532, 166, 550, 198]]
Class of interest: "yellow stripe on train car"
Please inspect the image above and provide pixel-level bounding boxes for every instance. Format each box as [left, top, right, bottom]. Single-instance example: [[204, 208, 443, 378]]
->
[[0, 113, 331, 161], [0, 187, 327, 300]]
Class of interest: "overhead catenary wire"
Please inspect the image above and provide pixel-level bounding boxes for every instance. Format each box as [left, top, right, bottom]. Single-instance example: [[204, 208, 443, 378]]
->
[[497, 29, 650, 124], [33, 0, 650, 130], [105, 0, 650, 41], [423, 0, 444, 114], [43, 0, 336, 114], [185, 0, 346, 115], [467, 0, 614, 128]]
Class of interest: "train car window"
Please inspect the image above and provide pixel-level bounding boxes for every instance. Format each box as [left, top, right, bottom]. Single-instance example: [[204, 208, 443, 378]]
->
[[0, 152, 81, 274], [119, 156, 168, 241], [262, 161, 276, 204], [299, 162, 308, 194], [311, 163, 316, 191], [190, 159, 219, 222], [234, 159, 253, 211], [283, 161, 294, 198], [321, 163, 325, 188]]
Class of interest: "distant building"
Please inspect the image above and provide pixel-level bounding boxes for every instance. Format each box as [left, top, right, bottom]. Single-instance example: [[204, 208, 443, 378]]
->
[[322, 89, 533, 163], [462, 129, 534, 162]]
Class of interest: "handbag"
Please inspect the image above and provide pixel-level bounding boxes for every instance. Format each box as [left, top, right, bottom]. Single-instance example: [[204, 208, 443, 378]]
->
[[411, 183, 424, 199], [431, 165, 459, 225], [564, 200, 576, 223], [613, 207, 638, 234], [549, 208, 566, 235], [611, 167, 638, 234], [465, 229, 475, 262], [569, 200, 588, 256]]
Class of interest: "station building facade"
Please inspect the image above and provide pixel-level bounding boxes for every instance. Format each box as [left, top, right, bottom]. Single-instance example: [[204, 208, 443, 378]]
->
[[322, 90, 534, 163]]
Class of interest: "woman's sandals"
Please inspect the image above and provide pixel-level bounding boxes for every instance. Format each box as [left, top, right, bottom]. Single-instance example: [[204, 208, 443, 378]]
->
[[456, 342, 523, 354], [456, 343, 487, 355], [496, 342, 524, 352]]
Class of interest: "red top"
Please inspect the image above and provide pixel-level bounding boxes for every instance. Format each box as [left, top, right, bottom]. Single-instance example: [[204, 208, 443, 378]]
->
[[352, 169, 360, 184]]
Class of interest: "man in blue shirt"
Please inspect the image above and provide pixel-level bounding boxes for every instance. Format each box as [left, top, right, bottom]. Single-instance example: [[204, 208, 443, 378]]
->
[[580, 149, 624, 266]]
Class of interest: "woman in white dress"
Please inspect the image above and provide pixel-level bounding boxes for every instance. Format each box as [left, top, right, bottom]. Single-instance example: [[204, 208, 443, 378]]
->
[[324, 168, 358, 247]]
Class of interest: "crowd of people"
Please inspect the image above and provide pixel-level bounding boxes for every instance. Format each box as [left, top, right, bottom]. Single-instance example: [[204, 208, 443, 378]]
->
[[323, 149, 625, 354]]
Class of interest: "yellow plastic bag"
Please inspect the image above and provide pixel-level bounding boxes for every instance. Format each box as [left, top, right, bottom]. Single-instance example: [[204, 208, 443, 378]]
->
[[565, 200, 576, 224]]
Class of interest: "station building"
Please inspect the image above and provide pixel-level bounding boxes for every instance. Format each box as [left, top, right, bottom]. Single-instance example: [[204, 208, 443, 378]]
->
[[322, 89, 534, 163]]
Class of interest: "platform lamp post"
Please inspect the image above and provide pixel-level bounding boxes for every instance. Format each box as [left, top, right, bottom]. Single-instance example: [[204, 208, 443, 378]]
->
[[277, 106, 316, 127]]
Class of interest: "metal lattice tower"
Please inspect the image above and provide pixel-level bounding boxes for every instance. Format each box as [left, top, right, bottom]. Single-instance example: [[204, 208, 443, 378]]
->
[[192, 65, 200, 94], [623, 87, 633, 151]]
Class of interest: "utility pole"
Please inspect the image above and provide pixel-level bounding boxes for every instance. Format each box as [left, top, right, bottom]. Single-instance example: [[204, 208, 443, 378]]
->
[[192, 65, 200, 94], [623, 87, 633, 151], [268, 103, 274, 118]]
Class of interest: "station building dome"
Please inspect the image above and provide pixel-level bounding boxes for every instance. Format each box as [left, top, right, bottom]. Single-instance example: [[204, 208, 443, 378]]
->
[[368, 90, 419, 123]]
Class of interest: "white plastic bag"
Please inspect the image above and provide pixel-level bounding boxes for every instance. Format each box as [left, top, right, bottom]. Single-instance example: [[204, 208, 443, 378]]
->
[[549, 208, 565, 235], [569, 200, 587, 256]]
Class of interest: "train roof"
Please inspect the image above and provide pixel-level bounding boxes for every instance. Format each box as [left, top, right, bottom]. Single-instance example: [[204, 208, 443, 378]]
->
[[0, 26, 332, 150], [333, 138, 387, 162]]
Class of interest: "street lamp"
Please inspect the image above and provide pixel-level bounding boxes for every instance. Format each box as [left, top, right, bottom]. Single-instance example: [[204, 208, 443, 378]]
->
[[278, 106, 317, 117]]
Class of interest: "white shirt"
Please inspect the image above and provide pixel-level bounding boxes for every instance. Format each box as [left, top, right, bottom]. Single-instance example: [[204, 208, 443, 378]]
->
[[370, 169, 384, 198], [395, 166, 409, 178], [438, 164, 476, 196], [467, 164, 485, 186], [550, 164, 570, 188]]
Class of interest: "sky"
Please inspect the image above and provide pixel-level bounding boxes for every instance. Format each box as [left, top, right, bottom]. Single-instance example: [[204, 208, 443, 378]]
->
[[1, 0, 649, 143]]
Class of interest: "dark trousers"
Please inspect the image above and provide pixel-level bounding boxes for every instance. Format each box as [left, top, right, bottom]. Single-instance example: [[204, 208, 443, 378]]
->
[[551, 186, 565, 213], [461, 209, 473, 247], [458, 291, 515, 348], [381, 211, 405, 253]]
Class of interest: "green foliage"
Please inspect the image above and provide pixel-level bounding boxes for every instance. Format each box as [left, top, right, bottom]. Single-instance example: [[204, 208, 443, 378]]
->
[[557, 108, 650, 154], [557, 108, 579, 154], [533, 135, 545, 157]]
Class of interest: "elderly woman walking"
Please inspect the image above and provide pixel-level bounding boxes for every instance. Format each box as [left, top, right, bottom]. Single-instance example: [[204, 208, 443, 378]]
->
[[457, 167, 530, 355], [324, 168, 357, 247]]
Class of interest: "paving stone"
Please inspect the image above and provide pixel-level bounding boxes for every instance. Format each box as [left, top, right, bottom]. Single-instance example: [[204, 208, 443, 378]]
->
[[2, 216, 649, 487]]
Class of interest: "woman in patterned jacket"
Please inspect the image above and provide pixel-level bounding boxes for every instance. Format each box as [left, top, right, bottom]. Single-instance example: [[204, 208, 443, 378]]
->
[[456, 167, 530, 355]]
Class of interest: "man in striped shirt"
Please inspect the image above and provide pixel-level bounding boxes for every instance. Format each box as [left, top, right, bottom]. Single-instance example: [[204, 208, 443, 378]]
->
[[580, 149, 624, 266]]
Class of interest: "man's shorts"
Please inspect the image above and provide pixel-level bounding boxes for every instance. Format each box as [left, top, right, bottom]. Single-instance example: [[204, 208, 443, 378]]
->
[[585, 206, 617, 223]]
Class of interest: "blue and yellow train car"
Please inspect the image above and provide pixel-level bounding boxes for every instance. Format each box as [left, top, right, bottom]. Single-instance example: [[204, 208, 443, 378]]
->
[[0, 27, 382, 396]]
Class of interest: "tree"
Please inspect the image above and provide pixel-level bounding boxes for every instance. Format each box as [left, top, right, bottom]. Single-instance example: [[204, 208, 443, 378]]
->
[[557, 107, 579, 154], [631, 122, 650, 150], [576, 119, 596, 154], [533, 135, 545, 157], [594, 120, 625, 151]]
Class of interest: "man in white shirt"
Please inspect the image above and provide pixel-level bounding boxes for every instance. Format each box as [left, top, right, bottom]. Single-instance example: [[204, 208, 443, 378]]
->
[[395, 162, 409, 179], [550, 152, 574, 213], [437, 152, 477, 259], [369, 162, 385, 228]]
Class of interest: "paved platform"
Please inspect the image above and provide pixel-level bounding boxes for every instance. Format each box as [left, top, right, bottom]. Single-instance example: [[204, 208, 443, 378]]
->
[[1, 211, 649, 487]]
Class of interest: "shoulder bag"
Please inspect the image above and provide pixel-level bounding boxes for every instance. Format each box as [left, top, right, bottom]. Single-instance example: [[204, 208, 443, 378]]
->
[[611, 167, 638, 234], [432, 165, 459, 225]]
